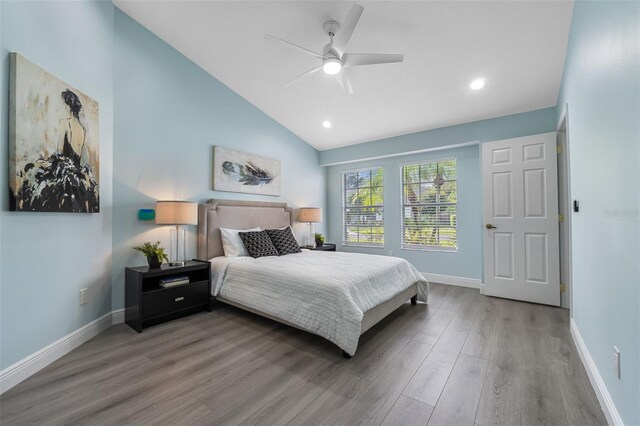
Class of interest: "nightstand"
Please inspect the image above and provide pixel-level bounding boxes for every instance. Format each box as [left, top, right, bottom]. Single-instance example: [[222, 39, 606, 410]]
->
[[125, 260, 212, 332], [310, 243, 336, 252]]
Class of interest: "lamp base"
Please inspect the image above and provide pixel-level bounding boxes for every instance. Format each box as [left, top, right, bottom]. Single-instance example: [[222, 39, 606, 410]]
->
[[169, 225, 187, 267]]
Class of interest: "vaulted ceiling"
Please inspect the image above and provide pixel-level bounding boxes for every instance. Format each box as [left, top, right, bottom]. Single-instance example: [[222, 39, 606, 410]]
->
[[114, 1, 573, 151]]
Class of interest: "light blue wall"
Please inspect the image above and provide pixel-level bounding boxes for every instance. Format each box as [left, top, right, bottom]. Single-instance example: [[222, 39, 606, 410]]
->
[[556, 1, 640, 424], [111, 10, 326, 310], [0, 1, 114, 369], [325, 108, 557, 280], [319, 107, 557, 166]]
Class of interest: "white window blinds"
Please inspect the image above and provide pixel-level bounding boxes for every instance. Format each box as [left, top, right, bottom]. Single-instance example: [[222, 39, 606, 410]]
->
[[342, 167, 384, 246], [401, 159, 457, 250]]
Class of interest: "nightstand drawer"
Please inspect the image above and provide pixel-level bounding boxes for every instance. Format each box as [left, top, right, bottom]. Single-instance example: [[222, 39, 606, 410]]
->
[[141, 281, 209, 319]]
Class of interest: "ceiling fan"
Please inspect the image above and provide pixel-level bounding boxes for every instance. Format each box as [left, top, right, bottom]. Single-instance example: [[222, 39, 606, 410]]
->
[[264, 3, 404, 94]]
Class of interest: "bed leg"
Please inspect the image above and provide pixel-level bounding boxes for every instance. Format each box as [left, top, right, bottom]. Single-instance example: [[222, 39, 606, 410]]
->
[[411, 295, 417, 306], [342, 350, 352, 359]]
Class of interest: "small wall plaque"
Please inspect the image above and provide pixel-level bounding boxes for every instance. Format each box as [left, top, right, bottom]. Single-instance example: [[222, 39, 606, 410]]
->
[[138, 209, 155, 221]]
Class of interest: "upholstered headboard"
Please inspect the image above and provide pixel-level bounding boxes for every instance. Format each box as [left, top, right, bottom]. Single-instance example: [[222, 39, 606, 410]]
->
[[197, 199, 293, 260]]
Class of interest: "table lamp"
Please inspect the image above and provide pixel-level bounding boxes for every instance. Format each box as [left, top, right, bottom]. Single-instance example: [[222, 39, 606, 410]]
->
[[155, 201, 198, 266], [298, 207, 322, 248]]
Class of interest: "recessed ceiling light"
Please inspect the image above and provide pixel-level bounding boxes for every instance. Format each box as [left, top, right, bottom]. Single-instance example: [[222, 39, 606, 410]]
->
[[470, 78, 486, 90], [322, 121, 332, 128]]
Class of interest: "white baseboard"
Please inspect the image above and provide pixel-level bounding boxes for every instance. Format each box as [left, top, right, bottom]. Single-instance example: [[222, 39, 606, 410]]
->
[[570, 318, 623, 426], [112, 308, 125, 325], [421, 273, 483, 291], [0, 310, 118, 395]]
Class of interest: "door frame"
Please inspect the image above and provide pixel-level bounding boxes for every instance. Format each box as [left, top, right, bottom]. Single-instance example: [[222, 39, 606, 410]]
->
[[556, 103, 573, 314]]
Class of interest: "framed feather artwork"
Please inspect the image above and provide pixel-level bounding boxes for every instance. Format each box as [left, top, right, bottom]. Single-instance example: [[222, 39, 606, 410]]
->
[[212, 146, 281, 196], [9, 53, 100, 213]]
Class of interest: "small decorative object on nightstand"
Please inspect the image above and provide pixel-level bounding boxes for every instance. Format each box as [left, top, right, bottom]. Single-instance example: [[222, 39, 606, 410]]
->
[[125, 260, 212, 332], [132, 241, 170, 269], [310, 243, 336, 252]]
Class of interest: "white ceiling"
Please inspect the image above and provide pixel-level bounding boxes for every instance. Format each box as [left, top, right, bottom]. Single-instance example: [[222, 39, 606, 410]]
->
[[113, 1, 573, 151]]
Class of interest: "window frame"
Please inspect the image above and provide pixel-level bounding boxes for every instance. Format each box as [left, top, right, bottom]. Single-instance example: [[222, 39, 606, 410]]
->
[[341, 166, 385, 248], [400, 156, 458, 252]]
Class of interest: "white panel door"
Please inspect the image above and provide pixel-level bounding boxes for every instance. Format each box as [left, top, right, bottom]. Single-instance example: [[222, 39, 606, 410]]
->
[[482, 133, 560, 306]]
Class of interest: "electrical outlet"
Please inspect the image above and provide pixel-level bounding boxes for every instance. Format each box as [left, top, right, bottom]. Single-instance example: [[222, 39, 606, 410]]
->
[[613, 346, 621, 379], [388, 250, 393, 256], [79, 288, 88, 305]]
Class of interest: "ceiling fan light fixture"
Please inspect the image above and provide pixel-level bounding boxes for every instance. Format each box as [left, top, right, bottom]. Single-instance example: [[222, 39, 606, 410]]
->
[[265, 4, 403, 94], [470, 78, 486, 90], [323, 58, 342, 75]]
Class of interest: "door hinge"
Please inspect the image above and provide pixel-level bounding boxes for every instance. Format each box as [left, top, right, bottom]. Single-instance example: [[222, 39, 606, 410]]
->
[[557, 144, 563, 154], [558, 214, 565, 223], [560, 283, 566, 292]]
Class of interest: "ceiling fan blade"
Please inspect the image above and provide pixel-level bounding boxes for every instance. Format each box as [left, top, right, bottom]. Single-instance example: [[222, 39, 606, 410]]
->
[[264, 34, 323, 60], [333, 71, 354, 95], [284, 66, 322, 87], [343, 53, 405, 67], [332, 3, 364, 56]]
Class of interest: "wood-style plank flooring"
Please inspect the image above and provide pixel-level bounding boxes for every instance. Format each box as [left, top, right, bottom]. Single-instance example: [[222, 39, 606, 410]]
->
[[0, 284, 606, 425]]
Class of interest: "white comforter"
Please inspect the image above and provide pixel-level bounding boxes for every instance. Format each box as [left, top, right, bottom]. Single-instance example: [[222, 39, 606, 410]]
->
[[210, 250, 428, 355]]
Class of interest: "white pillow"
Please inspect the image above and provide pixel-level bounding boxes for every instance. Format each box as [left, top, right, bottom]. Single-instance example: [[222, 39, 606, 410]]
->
[[220, 227, 261, 257]]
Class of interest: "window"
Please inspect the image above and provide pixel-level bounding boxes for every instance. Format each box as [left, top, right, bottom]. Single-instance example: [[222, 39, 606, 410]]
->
[[342, 167, 384, 246], [401, 158, 457, 250]]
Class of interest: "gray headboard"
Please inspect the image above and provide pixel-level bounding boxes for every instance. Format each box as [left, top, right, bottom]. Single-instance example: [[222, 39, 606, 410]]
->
[[197, 199, 293, 260]]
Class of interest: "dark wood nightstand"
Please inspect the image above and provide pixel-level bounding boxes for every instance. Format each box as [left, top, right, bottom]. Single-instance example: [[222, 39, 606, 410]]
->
[[310, 243, 336, 252], [125, 260, 212, 332]]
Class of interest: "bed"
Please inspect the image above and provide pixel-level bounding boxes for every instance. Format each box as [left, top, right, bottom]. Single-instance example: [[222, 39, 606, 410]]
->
[[197, 199, 429, 357]]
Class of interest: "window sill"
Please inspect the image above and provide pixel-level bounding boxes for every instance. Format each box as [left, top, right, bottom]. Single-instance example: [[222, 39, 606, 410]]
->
[[342, 244, 384, 249], [401, 246, 458, 253]]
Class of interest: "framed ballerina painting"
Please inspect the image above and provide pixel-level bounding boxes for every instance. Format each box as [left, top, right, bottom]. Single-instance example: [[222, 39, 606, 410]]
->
[[9, 53, 100, 213], [212, 146, 281, 196]]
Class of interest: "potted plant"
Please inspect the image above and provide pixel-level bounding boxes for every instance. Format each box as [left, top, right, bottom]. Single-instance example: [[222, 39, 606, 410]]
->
[[133, 241, 169, 268], [314, 233, 325, 247]]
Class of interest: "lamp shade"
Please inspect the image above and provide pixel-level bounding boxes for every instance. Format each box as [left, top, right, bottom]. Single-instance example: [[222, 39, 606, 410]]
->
[[155, 201, 197, 225], [298, 207, 322, 223]]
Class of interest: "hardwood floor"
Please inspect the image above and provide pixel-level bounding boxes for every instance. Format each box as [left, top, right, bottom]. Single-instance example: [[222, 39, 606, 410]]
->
[[0, 284, 606, 426]]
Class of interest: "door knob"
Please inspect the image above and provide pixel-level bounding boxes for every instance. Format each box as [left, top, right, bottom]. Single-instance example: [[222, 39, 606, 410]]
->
[[485, 224, 497, 229]]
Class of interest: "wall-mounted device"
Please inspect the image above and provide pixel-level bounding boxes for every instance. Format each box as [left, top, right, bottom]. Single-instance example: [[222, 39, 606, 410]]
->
[[573, 200, 579, 213], [138, 209, 156, 221], [613, 346, 621, 379]]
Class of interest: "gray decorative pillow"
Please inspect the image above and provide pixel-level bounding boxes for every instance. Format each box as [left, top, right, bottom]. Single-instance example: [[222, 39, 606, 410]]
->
[[266, 227, 301, 255], [239, 230, 279, 258]]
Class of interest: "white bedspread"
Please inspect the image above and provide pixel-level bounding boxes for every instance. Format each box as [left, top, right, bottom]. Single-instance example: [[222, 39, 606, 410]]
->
[[210, 251, 428, 355]]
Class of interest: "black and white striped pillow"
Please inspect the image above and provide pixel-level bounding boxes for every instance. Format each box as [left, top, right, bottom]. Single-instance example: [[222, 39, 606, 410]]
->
[[266, 227, 301, 255], [238, 230, 279, 258]]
